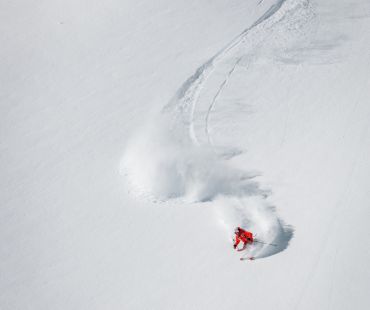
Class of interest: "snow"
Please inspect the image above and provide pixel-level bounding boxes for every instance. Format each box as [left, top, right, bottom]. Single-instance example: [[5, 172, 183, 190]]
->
[[1, 0, 370, 309]]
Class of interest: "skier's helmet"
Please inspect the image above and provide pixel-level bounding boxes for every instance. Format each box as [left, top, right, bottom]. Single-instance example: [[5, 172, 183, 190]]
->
[[234, 227, 240, 234]]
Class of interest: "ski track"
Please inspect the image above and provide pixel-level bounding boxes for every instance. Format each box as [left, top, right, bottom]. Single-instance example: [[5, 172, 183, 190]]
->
[[205, 57, 243, 148], [164, 0, 289, 146], [123, 0, 314, 259]]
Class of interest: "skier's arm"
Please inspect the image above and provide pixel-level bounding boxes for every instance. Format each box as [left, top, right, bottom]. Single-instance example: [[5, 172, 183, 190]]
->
[[233, 236, 240, 248]]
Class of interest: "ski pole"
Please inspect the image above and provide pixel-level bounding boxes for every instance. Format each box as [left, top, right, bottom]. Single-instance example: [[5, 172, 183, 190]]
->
[[253, 239, 277, 247]]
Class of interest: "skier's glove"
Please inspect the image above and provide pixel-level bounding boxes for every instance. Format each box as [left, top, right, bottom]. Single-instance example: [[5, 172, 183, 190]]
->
[[233, 244, 237, 249]]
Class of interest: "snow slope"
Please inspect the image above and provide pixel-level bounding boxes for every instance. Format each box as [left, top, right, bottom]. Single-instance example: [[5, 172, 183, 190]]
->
[[1, 0, 370, 309]]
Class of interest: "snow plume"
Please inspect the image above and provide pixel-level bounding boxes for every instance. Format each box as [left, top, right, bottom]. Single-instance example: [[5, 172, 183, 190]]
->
[[121, 116, 293, 259], [121, 116, 265, 202]]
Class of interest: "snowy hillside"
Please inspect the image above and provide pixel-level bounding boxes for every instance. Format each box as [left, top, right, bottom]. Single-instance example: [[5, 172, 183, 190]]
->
[[1, 0, 370, 309]]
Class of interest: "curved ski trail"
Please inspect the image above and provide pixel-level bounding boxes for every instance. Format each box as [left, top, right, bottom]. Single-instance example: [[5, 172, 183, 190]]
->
[[162, 0, 314, 259], [123, 0, 314, 259]]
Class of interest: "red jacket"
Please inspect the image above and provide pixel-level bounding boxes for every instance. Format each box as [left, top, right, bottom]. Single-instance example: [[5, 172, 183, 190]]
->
[[234, 228, 253, 248]]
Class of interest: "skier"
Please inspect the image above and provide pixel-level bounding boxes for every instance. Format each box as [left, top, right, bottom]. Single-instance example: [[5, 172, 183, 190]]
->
[[233, 227, 254, 251]]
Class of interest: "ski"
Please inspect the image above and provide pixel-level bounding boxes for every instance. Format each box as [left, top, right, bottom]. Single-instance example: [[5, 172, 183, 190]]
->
[[240, 256, 254, 261]]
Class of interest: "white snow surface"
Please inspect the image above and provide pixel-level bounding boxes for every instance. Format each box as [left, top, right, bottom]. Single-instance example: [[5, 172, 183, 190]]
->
[[1, 0, 370, 309]]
